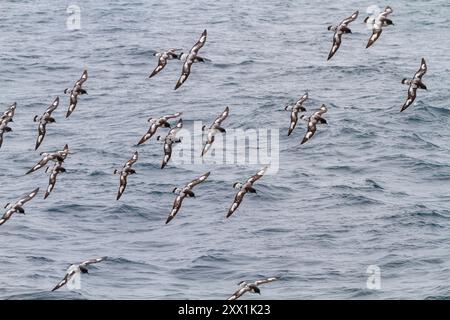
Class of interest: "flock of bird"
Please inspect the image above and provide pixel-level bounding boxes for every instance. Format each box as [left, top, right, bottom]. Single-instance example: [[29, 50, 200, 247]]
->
[[1, 5, 430, 299]]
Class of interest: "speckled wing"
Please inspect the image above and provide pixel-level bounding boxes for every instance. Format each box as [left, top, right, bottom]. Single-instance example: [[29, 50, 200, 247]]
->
[[16, 188, 40, 206], [117, 171, 129, 200], [413, 58, 427, 81], [162, 112, 183, 121], [327, 32, 342, 61], [51, 269, 77, 291], [66, 91, 78, 118], [45, 97, 60, 115], [166, 194, 186, 224], [213, 106, 229, 127], [149, 54, 169, 78], [254, 277, 278, 286], [138, 122, 158, 145], [75, 70, 88, 86], [227, 287, 249, 300], [80, 256, 107, 266], [340, 10, 359, 27], [124, 151, 138, 168], [161, 140, 173, 169], [186, 172, 210, 189], [226, 189, 248, 218], [246, 166, 268, 185], [0, 209, 15, 226]]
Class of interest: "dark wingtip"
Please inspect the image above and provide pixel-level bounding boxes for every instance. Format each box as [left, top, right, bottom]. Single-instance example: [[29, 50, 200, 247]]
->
[[44, 193, 49, 200], [165, 216, 173, 224]]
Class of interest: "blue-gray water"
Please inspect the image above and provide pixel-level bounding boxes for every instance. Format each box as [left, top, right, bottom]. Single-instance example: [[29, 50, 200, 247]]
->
[[1, 0, 450, 300]]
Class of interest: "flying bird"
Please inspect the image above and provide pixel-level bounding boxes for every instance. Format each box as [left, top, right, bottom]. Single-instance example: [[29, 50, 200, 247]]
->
[[51, 257, 107, 292], [114, 151, 138, 200], [157, 118, 183, 169], [300, 104, 328, 145], [174, 29, 207, 90], [365, 6, 394, 48], [64, 70, 88, 118], [0, 188, 40, 226], [34, 97, 59, 150], [137, 112, 182, 145], [166, 171, 210, 224], [26, 144, 70, 175], [227, 277, 278, 300], [327, 11, 359, 61], [0, 103, 16, 149], [149, 49, 181, 78], [201, 106, 229, 156], [227, 166, 268, 218], [400, 58, 428, 112], [285, 92, 308, 136]]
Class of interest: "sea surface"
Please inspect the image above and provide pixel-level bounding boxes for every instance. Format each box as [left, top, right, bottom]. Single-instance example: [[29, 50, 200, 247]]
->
[[1, 0, 450, 300]]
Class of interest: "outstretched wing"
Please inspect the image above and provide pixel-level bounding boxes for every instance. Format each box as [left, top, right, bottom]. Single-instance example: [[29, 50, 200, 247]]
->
[[186, 172, 210, 189], [166, 194, 186, 224], [400, 84, 418, 112], [51, 269, 77, 292], [117, 172, 129, 200], [189, 29, 207, 56], [80, 256, 108, 266], [295, 93, 308, 107], [161, 141, 173, 169], [254, 277, 278, 286], [36, 122, 47, 150], [288, 109, 299, 136], [138, 122, 158, 145], [213, 106, 229, 127], [340, 10, 359, 27], [227, 287, 249, 301], [413, 58, 427, 81], [162, 112, 183, 121], [66, 92, 78, 118], [149, 55, 168, 78], [366, 28, 382, 48], [16, 188, 40, 206], [45, 97, 60, 115], [327, 32, 342, 61], [226, 189, 248, 218], [124, 151, 138, 168], [167, 118, 183, 136], [75, 70, 88, 86], [246, 166, 268, 185], [313, 104, 328, 119], [0, 209, 14, 226]]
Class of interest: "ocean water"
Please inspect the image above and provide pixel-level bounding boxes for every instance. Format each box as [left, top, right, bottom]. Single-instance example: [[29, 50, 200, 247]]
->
[[1, 0, 450, 300]]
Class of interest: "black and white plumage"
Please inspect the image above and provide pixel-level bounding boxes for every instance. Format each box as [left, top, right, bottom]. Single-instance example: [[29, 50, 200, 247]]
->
[[300, 104, 328, 145], [166, 171, 210, 224], [158, 118, 183, 169], [114, 151, 138, 200], [201, 106, 229, 156], [138, 112, 182, 145], [64, 70, 88, 118], [174, 29, 207, 90], [285, 93, 308, 136], [177, 52, 209, 63], [327, 11, 359, 61], [149, 49, 181, 78], [26, 144, 70, 175], [0, 103, 16, 150], [365, 6, 394, 48], [51, 257, 107, 292], [400, 58, 428, 112], [227, 166, 268, 218], [0, 188, 39, 226], [34, 97, 59, 150], [44, 161, 66, 200], [227, 277, 278, 300]]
